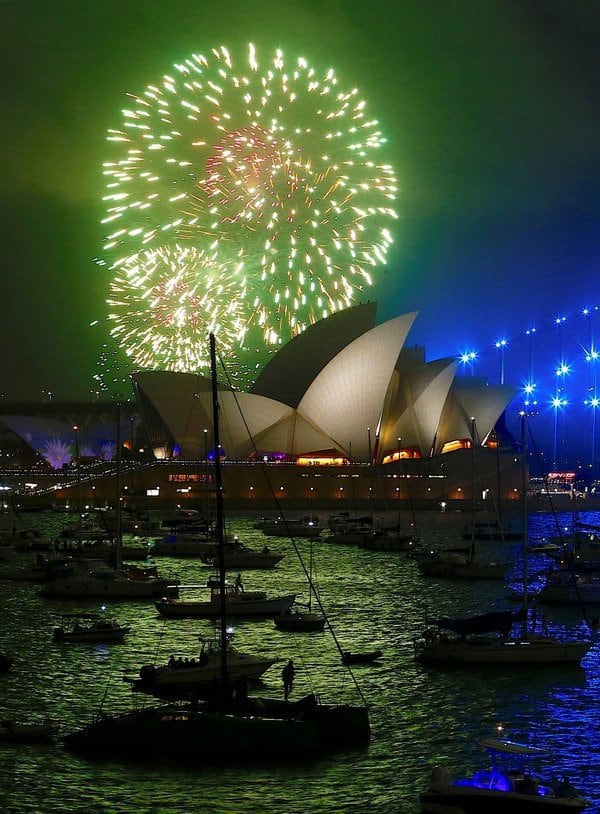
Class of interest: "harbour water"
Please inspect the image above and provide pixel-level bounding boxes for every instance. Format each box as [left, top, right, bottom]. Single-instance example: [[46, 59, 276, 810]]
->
[[0, 508, 599, 813]]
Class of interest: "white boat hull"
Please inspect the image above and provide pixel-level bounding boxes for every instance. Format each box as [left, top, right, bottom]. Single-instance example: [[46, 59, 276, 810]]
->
[[40, 577, 176, 599], [134, 652, 275, 696], [156, 593, 296, 617], [415, 636, 590, 665]]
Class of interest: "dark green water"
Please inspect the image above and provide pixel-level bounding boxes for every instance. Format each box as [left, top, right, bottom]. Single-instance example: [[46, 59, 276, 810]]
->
[[0, 509, 598, 814]]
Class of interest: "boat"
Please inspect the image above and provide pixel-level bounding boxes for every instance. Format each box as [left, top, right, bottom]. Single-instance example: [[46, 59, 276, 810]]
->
[[538, 571, 600, 605], [274, 535, 325, 632], [64, 334, 370, 761], [413, 415, 592, 667], [413, 609, 590, 665], [326, 526, 371, 545], [52, 612, 131, 643], [3, 554, 74, 582], [274, 605, 326, 632], [261, 516, 323, 538], [73, 539, 153, 562], [160, 509, 209, 530], [128, 633, 276, 699], [155, 580, 295, 618], [414, 547, 508, 579], [152, 533, 217, 557], [358, 528, 419, 552], [341, 650, 383, 665], [200, 540, 284, 569], [325, 513, 374, 544], [64, 693, 370, 758], [328, 512, 373, 532], [38, 558, 179, 599], [0, 718, 59, 742], [420, 736, 591, 812], [12, 527, 55, 551], [529, 541, 562, 555]]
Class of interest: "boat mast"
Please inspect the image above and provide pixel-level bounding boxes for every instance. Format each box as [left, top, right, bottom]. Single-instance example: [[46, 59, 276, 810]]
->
[[115, 402, 122, 572], [520, 412, 529, 635], [469, 417, 477, 559], [209, 334, 229, 694]]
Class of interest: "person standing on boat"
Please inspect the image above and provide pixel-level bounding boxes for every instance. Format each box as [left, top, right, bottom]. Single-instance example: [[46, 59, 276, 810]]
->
[[282, 659, 295, 701]]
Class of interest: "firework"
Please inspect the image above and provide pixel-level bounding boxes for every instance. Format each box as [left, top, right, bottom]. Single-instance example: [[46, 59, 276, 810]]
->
[[107, 244, 246, 372], [103, 44, 397, 364]]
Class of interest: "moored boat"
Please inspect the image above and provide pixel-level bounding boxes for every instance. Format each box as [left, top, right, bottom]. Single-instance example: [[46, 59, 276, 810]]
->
[[538, 571, 600, 605], [415, 548, 508, 579], [0, 718, 59, 742], [52, 612, 131, 643], [420, 736, 590, 812], [39, 559, 178, 599], [413, 610, 590, 665], [274, 606, 326, 632], [64, 693, 369, 759], [274, 531, 325, 632], [129, 633, 276, 699], [261, 516, 323, 538], [358, 528, 418, 551], [200, 541, 284, 569], [155, 582, 295, 618], [341, 649, 383, 665]]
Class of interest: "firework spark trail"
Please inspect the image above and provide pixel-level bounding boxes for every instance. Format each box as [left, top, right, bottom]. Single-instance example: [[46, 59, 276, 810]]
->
[[108, 245, 246, 371], [102, 44, 397, 371]]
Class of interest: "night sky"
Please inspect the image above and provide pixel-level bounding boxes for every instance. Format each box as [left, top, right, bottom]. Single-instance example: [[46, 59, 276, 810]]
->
[[1, 0, 598, 404]]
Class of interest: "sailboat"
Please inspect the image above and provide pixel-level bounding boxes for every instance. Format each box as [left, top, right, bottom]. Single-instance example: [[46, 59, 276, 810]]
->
[[413, 414, 592, 666], [64, 334, 370, 759], [274, 536, 325, 632]]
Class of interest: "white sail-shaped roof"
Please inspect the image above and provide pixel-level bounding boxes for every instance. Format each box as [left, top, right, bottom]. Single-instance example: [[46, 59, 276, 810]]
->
[[378, 351, 456, 460], [251, 302, 378, 407], [247, 411, 344, 458], [297, 313, 418, 461], [435, 380, 519, 454], [133, 371, 213, 458], [193, 391, 294, 459]]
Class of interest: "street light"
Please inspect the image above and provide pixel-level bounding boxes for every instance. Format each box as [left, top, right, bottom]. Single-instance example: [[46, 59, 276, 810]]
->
[[495, 339, 507, 385], [459, 350, 477, 377]]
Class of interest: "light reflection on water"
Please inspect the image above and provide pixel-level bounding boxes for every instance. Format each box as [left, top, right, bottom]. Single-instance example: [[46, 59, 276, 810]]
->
[[0, 509, 599, 813]]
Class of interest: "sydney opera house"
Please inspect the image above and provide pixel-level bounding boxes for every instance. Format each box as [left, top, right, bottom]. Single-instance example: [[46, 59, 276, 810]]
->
[[0, 304, 522, 510]]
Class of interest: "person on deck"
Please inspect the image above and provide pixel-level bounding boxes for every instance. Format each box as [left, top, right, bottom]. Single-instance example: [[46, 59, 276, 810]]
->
[[282, 659, 295, 701]]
